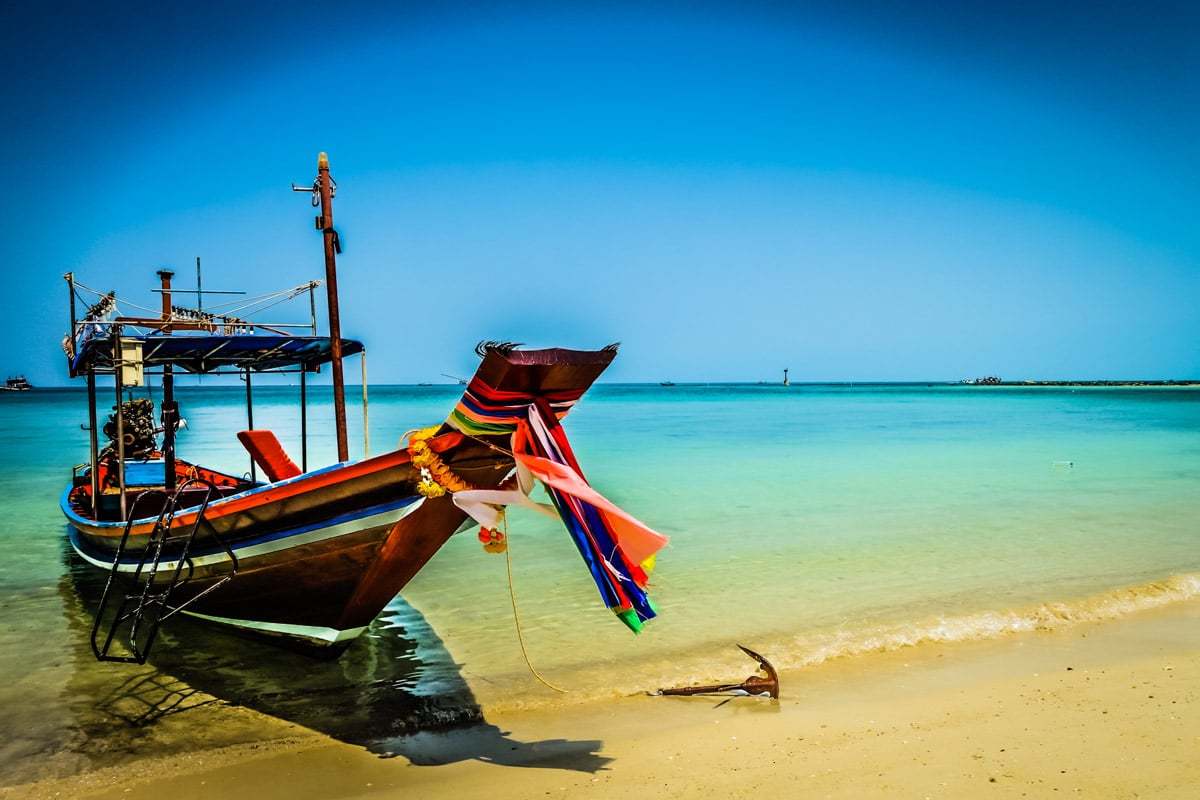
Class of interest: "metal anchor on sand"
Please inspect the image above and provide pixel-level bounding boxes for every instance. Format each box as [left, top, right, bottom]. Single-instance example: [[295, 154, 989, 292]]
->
[[657, 644, 780, 699]]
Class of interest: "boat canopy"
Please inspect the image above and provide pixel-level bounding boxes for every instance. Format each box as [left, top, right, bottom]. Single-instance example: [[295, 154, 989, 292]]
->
[[71, 333, 364, 375]]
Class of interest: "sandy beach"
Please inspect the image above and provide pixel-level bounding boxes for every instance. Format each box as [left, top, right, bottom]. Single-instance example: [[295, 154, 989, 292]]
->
[[11, 596, 1197, 800]]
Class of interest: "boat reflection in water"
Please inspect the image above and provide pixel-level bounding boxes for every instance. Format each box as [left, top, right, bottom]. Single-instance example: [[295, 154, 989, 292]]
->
[[59, 543, 608, 773]]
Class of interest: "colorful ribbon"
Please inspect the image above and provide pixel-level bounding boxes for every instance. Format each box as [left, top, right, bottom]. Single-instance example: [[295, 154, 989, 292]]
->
[[449, 380, 668, 632]]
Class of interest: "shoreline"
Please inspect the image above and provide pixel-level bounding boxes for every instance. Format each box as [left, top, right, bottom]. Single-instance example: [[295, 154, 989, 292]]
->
[[11, 593, 1199, 800], [461, 572, 1200, 717]]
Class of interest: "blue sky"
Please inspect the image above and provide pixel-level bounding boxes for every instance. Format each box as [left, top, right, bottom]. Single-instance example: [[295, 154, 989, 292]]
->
[[4, 1, 1198, 384]]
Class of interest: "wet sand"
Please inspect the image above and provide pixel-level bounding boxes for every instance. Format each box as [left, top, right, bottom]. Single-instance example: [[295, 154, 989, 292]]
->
[[10, 597, 1198, 800]]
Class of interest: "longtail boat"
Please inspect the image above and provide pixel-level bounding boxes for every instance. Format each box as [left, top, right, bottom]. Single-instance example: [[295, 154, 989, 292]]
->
[[60, 154, 667, 661]]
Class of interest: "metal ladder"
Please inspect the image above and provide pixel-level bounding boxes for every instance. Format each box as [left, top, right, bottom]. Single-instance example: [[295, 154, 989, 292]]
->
[[91, 477, 238, 663]]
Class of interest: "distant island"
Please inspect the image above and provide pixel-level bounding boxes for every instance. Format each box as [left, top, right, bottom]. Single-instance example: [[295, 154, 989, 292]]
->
[[962, 378, 1198, 387]]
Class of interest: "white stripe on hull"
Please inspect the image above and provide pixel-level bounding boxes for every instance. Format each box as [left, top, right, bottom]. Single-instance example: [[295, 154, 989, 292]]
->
[[70, 498, 425, 574], [182, 611, 367, 645]]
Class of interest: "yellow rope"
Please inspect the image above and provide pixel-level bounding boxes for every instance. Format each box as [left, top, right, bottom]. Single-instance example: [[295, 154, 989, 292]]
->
[[502, 516, 569, 694], [406, 425, 565, 692]]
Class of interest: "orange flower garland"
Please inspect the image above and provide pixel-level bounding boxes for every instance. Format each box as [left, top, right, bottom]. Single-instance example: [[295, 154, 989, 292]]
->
[[406, 426, 477, 498], [407, 427, 510, 553]]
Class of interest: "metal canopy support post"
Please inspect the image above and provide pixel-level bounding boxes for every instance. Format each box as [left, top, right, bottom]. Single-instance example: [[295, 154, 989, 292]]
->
[[113, 326, 127, 521], [299, 368, 308, 472], [308, 284, 317, 335], [87, 368, 100, 515], [162, 367, 176, 493], [244, 367, 256, 483], [361, 350, 369, 458], [157, 270, 177, 493]]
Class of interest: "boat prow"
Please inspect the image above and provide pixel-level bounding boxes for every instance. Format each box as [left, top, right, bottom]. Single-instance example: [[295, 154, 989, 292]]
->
[[62, 344, 617, 655]]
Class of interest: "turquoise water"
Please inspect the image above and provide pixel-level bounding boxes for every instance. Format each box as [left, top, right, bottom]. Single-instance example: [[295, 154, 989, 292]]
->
[[1, 383, 1198, 782]]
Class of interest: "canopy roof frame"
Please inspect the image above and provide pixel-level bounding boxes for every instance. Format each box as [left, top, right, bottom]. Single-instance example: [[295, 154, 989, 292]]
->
[[70, 332, 364, 377]]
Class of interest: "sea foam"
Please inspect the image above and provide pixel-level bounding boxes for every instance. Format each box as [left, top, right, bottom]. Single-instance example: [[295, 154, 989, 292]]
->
[[479, 573, 1200, 714], [780, 572, 1200, 671]]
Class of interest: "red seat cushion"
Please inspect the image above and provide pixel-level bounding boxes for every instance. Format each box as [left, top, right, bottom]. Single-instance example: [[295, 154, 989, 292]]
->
[[236, 430, 302, 483]]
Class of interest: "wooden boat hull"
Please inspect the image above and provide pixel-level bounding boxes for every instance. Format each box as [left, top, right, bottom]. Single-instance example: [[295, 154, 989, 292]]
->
[[61, 344, 617, 655], [62, 447, 490, 650]]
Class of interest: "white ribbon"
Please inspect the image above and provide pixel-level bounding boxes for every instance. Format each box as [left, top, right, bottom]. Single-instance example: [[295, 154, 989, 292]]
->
[[451, 455, 557, 530]]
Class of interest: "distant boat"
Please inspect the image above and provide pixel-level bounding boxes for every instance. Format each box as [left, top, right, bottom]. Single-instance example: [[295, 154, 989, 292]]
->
[[2, 375, 32, 391], [660, 381, 676, 387], [417, 382, 432, 387]]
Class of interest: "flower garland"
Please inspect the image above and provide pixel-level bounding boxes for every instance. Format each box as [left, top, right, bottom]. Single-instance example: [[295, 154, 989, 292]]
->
[[406, 426, 507, 552], [406, 426, 477, 498]]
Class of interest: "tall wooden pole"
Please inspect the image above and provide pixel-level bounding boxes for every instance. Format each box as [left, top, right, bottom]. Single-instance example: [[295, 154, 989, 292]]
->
[[317, 152, 349, 462]]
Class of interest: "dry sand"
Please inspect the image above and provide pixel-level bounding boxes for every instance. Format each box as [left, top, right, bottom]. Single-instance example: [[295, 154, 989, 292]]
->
[[10, 599, 1199, 800]]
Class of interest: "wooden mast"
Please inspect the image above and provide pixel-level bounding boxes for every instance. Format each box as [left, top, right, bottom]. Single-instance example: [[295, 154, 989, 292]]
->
[[316, 152, 349, 462]]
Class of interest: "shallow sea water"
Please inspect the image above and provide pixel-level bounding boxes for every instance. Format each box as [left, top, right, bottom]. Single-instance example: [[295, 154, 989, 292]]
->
[[1, 383, 1197, 784]]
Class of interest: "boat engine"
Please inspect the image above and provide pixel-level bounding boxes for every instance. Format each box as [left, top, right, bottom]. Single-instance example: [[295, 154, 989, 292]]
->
[[102, 398, 160, 459]]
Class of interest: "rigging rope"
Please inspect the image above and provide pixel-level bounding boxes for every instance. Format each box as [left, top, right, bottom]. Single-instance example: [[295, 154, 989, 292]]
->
[[205, 282, 316, 316], [225, 290, 305, 320], [71, 279, 163, 316], [501, 515, 569, 694], [70, 279, 110, 299], [73, 278, 318, 324], [202, 290, 290, 314]]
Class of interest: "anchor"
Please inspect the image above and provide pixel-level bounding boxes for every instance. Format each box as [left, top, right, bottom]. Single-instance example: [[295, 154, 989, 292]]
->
[[657, 644, 779, 699]]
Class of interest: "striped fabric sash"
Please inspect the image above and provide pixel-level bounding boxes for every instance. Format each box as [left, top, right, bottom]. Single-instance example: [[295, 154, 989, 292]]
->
[[447, 381, 668, 633], [447, 377, 587, 436]]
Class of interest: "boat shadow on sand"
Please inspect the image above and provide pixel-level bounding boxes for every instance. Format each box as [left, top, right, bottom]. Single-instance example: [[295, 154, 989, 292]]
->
[[60, 545, 610, 774]]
